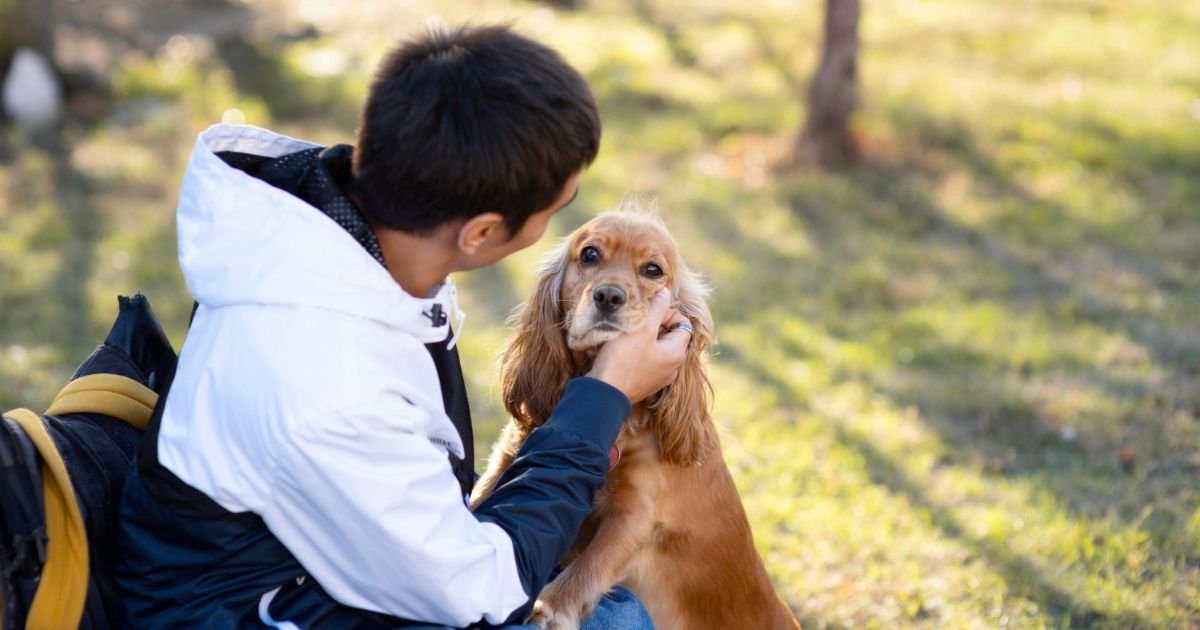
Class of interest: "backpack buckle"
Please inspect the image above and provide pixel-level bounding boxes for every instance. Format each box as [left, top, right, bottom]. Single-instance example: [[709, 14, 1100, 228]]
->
[[2, 527, 48, 578]]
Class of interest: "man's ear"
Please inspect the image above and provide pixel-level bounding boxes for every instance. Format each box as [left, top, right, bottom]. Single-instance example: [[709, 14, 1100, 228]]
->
[[457, 212, 507, 254]]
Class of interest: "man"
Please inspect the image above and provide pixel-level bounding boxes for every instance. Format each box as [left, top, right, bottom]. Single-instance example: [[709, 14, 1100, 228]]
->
[[115, 24, 690, 628]]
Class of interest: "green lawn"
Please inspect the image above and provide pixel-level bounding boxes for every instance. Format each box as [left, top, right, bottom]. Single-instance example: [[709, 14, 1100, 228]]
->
[[2, 0, 1198, 627]]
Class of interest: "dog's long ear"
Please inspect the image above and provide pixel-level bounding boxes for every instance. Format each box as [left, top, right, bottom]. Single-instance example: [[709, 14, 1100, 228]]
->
[[500, 241, 575, 431], [651, 264, 717, 466]]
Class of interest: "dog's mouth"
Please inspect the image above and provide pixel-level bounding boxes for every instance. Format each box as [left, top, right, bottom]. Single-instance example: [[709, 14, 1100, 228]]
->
[[566, 314, 637, 351]]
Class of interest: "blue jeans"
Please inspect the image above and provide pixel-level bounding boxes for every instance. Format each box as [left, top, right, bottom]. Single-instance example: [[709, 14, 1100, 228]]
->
[[501, 587, 654, 629]]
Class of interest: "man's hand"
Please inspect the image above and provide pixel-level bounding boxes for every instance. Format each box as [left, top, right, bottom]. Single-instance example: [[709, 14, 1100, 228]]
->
[[587, 288, 692, 404]]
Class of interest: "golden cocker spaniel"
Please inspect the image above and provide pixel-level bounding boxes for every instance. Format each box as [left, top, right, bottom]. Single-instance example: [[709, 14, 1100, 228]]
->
[[471, 207, 800, 630]]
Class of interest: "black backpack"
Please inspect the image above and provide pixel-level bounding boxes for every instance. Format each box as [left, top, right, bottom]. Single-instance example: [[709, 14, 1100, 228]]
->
[[1, 294, 177, 629]]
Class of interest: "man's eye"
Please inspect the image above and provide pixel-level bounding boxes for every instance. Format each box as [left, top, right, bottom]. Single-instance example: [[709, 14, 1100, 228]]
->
[[580, 246, 601, 264], [641, 263, 663, 278]]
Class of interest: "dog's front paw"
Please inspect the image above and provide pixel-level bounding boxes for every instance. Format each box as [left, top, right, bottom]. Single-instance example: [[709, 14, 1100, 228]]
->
[[527, 598, 582, 630]]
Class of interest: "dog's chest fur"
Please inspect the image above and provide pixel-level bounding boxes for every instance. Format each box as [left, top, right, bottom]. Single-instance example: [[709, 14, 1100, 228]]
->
[[566, 426, 699, 627]]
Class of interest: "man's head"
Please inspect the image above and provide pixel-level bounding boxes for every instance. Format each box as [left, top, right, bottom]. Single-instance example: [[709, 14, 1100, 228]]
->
[[351, 24, 600, 240]]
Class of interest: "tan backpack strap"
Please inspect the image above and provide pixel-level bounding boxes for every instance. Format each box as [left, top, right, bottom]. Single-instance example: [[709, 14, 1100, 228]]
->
[[2, 409, 89, 630], [44, 373, 158, 431]]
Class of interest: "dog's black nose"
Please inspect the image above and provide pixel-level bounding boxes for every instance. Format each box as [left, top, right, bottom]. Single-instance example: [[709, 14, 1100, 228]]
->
[[592, 285, 626, 314]]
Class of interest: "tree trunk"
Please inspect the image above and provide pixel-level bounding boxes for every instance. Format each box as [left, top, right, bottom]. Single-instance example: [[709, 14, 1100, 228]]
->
[[799, 0, 860, 167]]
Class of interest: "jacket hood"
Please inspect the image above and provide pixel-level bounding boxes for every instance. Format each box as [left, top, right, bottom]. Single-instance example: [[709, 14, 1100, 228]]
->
[[176, 124, 457, 343]]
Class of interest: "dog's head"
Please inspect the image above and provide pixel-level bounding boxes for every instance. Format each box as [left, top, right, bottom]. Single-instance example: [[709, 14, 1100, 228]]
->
[[500, 205, 715, 465]]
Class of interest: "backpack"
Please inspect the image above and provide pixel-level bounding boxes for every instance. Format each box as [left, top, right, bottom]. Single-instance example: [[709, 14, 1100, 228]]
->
[[1, 294, 177, 629]]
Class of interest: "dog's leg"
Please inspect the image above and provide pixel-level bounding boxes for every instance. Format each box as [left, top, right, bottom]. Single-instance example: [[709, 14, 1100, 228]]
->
[[469, 423, 525, 510], [528, 485, 657, 630]]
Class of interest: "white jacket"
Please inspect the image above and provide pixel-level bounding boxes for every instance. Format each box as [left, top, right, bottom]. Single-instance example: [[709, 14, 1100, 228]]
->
[[156, 124, 527, 626]]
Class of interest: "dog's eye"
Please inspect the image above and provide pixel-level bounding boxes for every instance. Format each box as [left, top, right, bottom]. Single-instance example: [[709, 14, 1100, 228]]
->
[[641, 263, 664, 278], [580, 245, 601, 265]]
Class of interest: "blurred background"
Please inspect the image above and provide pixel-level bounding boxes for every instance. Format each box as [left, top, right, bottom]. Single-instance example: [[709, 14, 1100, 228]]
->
[[2, 0, 1198, 626]]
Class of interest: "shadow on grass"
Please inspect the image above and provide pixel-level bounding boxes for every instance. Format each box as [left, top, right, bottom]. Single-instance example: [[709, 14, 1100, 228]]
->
[[630, 0, 698, 68], [780, 111, 1199, 443], [832, 421, 1141, 628], [212, 32, 361, 128], [57, 0, 357, 127], [881, 107, 1200, 376]]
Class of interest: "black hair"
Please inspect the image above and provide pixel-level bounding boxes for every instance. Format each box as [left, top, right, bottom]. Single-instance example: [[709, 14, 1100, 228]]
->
[[351, 24, 600, 236]]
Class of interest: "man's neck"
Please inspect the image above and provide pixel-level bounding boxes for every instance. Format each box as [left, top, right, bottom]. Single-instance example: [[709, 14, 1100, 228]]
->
[[371, 224, 458, 298]]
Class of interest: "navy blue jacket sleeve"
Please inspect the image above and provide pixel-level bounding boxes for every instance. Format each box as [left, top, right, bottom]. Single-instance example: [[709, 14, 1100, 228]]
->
[[473, 376, 630, 624]]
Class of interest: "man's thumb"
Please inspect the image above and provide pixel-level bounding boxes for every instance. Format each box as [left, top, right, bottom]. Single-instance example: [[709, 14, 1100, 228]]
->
[[648, 288, 672, 322]]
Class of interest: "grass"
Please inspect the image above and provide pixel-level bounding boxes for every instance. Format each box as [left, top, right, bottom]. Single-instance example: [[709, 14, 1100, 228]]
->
[[2, 0, 1198, 627]]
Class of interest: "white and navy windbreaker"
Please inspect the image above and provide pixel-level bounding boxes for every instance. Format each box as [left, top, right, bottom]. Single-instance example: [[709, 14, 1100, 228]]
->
[[114, 125, 629, 628]]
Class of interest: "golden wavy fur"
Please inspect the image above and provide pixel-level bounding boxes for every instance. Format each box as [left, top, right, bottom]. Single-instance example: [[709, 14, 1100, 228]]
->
[[471, 207, 799, 629]]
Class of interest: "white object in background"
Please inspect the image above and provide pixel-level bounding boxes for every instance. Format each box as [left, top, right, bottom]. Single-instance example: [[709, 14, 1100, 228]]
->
[[2, 47, 63, 128]]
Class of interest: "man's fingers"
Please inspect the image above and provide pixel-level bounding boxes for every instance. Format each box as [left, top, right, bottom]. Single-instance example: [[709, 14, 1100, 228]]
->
[[646, 288, 673, 326], [663, 310, 689, 330], [656, 313, 694, 360], [659, 325, 692, 351]]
